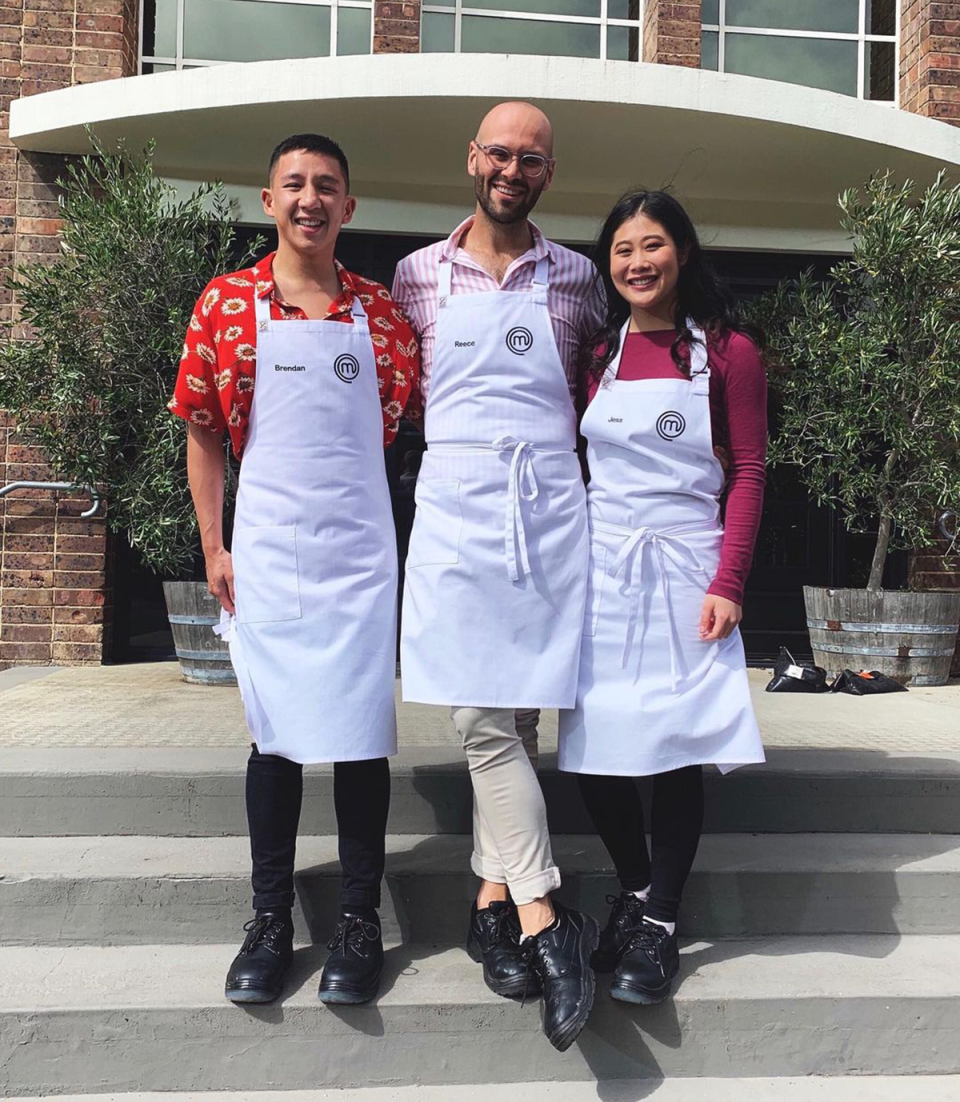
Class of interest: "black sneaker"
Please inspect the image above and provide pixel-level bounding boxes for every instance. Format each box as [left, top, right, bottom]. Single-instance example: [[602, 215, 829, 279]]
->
[[318, 912, 384, 1005], [224, 911, 294, 1004], [593, 892, 647, 973], [466, 900, 541, 999], [610, 918, 680, 1005], [520, 900, 599, 1052]]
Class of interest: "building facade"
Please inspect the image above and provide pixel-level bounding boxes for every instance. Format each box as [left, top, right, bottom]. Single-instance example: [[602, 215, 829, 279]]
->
[[1, 0, 960, 666]]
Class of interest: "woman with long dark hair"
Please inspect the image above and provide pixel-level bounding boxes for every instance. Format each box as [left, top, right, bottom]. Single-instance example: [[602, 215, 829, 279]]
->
[[558, 190, 767, 1006]]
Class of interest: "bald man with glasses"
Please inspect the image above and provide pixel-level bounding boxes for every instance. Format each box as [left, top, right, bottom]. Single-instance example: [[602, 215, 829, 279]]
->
[[393, 101, 603, 1052]]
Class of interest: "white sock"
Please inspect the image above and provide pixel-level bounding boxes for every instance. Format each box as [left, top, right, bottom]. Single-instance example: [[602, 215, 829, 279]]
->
[[628, 885, 651, 901], [644, 916, 676, 936]]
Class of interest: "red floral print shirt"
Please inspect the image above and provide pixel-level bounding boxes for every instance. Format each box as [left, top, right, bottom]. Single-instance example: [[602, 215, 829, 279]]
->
[[169, 251, 421, 457]]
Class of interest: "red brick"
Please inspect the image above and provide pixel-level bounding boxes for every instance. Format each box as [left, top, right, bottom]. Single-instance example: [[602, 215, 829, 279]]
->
[[2, 604, 52, 623], [2, 533, 55, 552], [53, 588, 106, 606], [50, 640, 100, 662], [0, 587, 53, 606], [1, 567, 53, 587], [53, 552, 105, 571], [1, 621, 52, 642], [52, 605, 103, 624], [373, 35, 418, 52], [0, 640, 52, 661], [51, 622, 103, 643]]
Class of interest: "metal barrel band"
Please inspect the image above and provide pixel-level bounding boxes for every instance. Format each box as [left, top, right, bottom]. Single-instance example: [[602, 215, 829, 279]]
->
[[180, 667, 238, 683], [167, 614, 221, 626], [175, 647, 233, 662], [807, 619, 959, 634], [812, 642, 956, 657]]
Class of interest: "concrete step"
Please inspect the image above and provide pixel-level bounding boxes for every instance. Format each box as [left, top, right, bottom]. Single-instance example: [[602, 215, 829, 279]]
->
[[3, 746, 960, 837], [10, 1079, 960, 1101], [4, 833, 960, 946], [2, 936, 958, 1093]]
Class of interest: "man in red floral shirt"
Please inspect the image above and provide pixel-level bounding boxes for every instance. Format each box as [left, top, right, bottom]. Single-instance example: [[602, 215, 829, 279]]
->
[[171, 133, 420, 1008]]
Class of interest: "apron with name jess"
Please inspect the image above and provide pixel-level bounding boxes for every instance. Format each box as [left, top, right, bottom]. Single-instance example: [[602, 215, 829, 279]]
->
[[400, 255, 588, 708], [216, 291, 398, 765], [558, 320, 765, 776]]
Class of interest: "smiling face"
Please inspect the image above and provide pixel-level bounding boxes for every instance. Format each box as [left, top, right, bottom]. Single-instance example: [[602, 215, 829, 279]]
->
[[467, 102, 555, 226], [261, 148, 355, 255], [610, 211, 687, 318]]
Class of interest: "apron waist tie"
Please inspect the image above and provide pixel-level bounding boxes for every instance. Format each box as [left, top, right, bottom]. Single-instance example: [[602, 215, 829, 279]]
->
[[603, 521, 716, 689], [493, 435, 540, 582]]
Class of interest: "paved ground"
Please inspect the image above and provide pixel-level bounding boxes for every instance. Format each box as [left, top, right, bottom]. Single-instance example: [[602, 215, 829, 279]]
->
[[1, 661, 959, 752]]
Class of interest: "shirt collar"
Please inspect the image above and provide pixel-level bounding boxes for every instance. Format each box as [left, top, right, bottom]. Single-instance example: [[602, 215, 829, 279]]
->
[[441, 216, 554, 266], [253, 251, 357, 312]]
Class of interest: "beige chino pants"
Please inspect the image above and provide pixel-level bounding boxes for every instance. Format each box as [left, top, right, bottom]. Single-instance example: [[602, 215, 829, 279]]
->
[[450, 706, 561, 905]]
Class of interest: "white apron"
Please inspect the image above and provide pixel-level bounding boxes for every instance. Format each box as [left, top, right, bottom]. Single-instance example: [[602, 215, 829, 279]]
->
[[215, 291, 398, 765], [400, 255, 588, 707], [558, 321, 765, 776]]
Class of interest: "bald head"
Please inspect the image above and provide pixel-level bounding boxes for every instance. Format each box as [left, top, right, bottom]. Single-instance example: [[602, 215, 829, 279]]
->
[[476, 101, 554, 158]]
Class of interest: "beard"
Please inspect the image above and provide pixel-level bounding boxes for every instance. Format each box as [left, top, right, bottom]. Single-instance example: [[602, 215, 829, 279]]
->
[[474, 171, 544, 225]]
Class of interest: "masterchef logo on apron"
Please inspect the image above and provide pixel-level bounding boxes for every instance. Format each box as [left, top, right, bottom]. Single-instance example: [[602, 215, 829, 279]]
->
[[506, 326, 534, 355], [656, 410, 686, 440], [334, 353, 361, 383]]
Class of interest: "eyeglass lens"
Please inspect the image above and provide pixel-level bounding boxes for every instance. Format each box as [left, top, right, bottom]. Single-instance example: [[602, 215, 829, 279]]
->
[[485, 146, 547, 177]]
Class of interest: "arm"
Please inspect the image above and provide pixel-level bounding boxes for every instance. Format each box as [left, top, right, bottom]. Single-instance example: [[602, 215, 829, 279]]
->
[[187, 424, 235, 615], [700, 335, 768, 642]]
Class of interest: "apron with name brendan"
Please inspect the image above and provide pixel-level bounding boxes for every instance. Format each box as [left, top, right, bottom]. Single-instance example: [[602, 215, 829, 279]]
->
[[558, 320, 765, 776], [400, 255, 588, 708], [216, 291, 398, 765]]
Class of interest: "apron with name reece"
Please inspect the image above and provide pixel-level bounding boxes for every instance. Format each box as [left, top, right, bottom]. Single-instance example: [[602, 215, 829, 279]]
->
[[400, 255, 588, 708], [216, 291, 398, 765], [558, 320, 765, 776]]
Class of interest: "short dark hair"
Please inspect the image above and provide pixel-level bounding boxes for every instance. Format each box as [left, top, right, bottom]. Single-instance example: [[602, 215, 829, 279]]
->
[[267, 134, 350, 190]]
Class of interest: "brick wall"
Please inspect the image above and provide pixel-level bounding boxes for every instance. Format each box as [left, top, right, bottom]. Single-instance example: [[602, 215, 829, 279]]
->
[[0, 0, 138, 666], [643, 0, 701, 67], [901, 1, 960, 125], [373, 0, 420, 53]]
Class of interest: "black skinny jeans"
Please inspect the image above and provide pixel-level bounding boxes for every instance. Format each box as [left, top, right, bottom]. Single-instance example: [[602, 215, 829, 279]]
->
[[246, 745, 390, 913], [577, 765, 704, 924]]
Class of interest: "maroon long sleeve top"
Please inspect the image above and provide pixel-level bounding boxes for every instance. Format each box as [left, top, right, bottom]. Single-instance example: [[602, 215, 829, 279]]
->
[[583, 327, 768, 606]]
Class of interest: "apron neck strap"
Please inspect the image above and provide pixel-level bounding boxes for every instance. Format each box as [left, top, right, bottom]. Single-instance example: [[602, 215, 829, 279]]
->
[[253, 288, 270, 328], [531, 253, 551, 290], [603, 317, 710, 390], [350, 293, 368, 321], [437, 258, 454, 302]]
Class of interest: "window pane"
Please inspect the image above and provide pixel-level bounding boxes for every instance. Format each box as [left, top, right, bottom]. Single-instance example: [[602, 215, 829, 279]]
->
[[726, 0, 858, 34], [142, 62, 176, 74], [701, 29, 718, 70], [421, 11, 455, 50], [724, 33, 858, 96], [466, 0, 600, 18], [461, 15, 599, 57], [143, 0, 178, 58], [865, 39, 895, 100], [701, 0, 719, 24], [607, 0, 640, 18], [607, 24, 640, 61], [183, 0, 330, 63], [867, 0, 897, 36], [338, 6, 370, 55]]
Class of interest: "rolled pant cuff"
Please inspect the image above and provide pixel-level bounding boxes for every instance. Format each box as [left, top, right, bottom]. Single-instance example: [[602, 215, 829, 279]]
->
[[339, 887, 381, 911], [252, 891, 296, 911], [471, 853, 561, 906]]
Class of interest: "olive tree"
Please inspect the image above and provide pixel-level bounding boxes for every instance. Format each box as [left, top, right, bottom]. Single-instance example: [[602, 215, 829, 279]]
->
[[752, 171, 960, 591], [0, 139, 262, 575]]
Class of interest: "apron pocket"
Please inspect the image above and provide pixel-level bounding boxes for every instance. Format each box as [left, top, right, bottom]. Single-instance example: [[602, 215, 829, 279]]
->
[[583, 546, 607, 637], [407, 478, 463, 568], [233, 525, 302, 624]]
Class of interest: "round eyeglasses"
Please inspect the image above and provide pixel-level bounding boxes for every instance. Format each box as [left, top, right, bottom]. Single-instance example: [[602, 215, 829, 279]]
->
[[474, 142, 553, 180]]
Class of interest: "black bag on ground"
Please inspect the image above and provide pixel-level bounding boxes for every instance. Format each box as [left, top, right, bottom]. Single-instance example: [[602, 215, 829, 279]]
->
[[765, 647, 829, 693], [829, 669, 908, 695]]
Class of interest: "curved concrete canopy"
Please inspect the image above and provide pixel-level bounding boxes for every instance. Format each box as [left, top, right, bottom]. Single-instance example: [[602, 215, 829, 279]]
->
[[11, 53, 960, 249]]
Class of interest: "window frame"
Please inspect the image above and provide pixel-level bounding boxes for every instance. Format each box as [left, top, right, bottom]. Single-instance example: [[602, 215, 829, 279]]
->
[[139, 0, 376, 70], [701, 0, 900, 104]]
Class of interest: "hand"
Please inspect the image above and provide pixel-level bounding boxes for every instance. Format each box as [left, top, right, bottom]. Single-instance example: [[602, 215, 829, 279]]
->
[[205, 547, 235, 615], [699, 594, 741, 641]]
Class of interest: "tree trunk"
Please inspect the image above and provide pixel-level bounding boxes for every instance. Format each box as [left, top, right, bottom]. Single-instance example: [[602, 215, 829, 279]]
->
[[868, 511, 893, 592]]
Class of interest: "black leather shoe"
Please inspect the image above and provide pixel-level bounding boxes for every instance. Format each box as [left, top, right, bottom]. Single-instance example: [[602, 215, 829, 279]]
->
[[224, 911, 294, 1004], [466, 900, 541, 999], [318, 913, 384, 1005], [593, 892, 647, 972], [521, 901, 599, 1052], [610, 919, 680, 1005]]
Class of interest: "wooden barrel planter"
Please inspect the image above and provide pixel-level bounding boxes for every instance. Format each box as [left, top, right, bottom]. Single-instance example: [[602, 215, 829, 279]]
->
[[804, 587, 960, 687], [162, 581, 237, 686]]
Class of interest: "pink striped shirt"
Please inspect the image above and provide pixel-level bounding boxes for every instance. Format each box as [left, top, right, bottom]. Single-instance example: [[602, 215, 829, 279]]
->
[[392, 217, 603, 408]]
